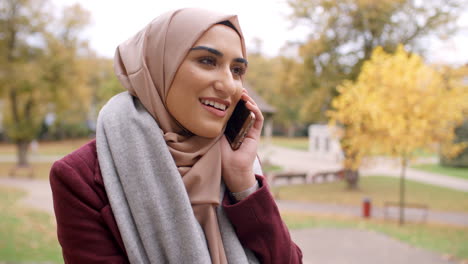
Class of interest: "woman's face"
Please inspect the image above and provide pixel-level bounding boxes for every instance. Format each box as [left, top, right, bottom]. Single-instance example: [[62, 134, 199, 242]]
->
[[166, 24, 246, 138]]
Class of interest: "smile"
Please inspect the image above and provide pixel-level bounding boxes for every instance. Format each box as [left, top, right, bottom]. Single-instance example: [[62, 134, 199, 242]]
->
[[199, 97, 230, 118], [199, 98, 229, 111]]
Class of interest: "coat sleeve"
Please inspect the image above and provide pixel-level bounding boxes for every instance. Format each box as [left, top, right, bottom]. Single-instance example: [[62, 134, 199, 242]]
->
[[222, 175, 303, 264], [50, 158, 129, 264]]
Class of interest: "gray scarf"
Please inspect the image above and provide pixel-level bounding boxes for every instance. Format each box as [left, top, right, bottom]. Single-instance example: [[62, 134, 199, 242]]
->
[[96, 92, 260, 264]]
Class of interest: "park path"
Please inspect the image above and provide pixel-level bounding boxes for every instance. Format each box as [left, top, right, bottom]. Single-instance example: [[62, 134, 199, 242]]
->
[[290, 228, 459, 264], [259, 145, 468, 192], [0, 177, 54, 214]]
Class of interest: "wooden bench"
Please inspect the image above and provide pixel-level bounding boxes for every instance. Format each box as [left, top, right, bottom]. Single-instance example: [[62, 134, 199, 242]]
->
[[310, 169, 345, 183], [270, 171, 307, 184]]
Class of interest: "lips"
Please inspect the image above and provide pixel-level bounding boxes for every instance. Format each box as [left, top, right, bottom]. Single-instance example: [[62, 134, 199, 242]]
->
[[199, 97, 230, 117], [200, 99, 228, 111]]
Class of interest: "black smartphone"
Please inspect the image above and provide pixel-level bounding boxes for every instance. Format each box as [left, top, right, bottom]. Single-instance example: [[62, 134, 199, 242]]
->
[[225, 100, 255, 150]]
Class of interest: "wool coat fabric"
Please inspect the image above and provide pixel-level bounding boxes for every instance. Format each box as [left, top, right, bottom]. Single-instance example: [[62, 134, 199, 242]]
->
[[50, 140, 303, 264]]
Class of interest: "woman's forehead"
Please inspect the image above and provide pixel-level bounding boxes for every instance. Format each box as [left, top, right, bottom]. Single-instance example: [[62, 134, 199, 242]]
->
[[191, 24, 244, 57]]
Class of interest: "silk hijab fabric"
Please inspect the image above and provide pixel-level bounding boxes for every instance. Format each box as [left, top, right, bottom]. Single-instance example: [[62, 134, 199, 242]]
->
[[105, 8, 248, 264]]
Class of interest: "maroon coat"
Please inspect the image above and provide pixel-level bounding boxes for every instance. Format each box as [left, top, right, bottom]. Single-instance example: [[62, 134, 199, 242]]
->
[[50, 140, 302, 263]]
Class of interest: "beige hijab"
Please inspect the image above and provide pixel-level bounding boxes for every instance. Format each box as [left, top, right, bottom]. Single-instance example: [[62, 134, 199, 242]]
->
[[113, 8, 246, 264]]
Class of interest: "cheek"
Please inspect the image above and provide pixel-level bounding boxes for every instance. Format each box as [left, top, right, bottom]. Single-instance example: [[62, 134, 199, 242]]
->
[[182, 63, 213, 85], [223, 88, 243, 121]]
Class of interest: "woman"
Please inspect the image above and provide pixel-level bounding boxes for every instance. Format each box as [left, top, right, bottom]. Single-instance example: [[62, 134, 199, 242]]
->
[[50, 8, 302, 264]]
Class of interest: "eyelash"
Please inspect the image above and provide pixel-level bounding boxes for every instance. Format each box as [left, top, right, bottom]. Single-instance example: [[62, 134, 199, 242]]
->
[[198, 57, 246, 77]]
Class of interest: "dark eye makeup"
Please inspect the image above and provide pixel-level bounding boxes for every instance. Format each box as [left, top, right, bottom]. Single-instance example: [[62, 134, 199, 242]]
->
[[198, 56, 216, 66], [231, 65, 246, 76], [195, 53, 246, 77]]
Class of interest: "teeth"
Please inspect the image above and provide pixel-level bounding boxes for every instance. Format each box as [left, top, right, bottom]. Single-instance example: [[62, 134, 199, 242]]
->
[[201, 99, 227, 111]]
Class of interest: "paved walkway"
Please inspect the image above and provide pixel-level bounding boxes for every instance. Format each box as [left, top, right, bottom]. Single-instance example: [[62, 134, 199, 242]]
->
[[259, 145, 468, 192], [290, 228, 459, 264], [0, 177, 54, 214]]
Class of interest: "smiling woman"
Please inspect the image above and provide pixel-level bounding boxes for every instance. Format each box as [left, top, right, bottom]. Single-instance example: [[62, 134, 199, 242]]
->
[[49, 8, 302, 264], [166, 23, 246, 138]]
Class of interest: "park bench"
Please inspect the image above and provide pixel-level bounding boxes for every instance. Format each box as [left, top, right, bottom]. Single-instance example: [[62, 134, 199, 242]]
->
[[269, 169, 345, 185], [269, 171, 307, 184], [309, 169, 345, 183]]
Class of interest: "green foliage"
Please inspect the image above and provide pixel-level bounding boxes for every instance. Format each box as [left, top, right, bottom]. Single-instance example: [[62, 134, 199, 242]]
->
[[88, 57, 125, 110], [0, 0, 94, 162], [441, 119, 468, 167], [246, 52, 308, 134], [286, 0, 467, 122], [329, 46, 468, 170]]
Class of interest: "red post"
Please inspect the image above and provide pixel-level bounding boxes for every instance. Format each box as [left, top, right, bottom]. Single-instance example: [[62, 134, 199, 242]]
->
[[362, 197, 371, 218]]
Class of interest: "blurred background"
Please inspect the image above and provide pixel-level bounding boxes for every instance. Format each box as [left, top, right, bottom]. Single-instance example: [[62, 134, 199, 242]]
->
[[0, 0, 467, 263]]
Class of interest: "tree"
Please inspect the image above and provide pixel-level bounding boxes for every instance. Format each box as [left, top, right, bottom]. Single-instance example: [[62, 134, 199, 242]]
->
[[246, 50, 306, 136], [0, 0, 50, 167], [41, 4, 92, 139], [0, 0, 91, 170], [287, 0, 467, 122], [442, 120, 468, 167], [439, 65, 468, 167], [328, 45, 468, 224], [86, 56, 124, 125]]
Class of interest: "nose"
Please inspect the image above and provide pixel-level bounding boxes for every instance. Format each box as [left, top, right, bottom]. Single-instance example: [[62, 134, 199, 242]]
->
[[213, 67, 237, 97]]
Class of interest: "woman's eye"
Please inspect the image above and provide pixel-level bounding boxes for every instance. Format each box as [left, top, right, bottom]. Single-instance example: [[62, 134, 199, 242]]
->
[[198, 57, 216, 66], [231, 65, 246, 76]]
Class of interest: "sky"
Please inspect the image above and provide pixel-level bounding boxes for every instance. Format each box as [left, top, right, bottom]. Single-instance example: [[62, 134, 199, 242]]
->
[[51, 0, 468, 66]]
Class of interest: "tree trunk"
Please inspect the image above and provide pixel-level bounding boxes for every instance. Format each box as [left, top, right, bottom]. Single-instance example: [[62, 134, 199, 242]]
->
[[345, 169, 359, 189], [17, 140, 30, 167], [9, 140, 33, 178], [399, 157, 407, 225]]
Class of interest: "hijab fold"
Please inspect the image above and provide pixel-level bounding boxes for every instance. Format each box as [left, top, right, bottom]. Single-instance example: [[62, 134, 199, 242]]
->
[[100, 8, 252, 264]]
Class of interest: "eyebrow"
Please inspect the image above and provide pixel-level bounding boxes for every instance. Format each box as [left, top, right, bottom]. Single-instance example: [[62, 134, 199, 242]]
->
[[235, 58, 248, 66], [190, 46, 248, 65], [190, 46, 223, 56]]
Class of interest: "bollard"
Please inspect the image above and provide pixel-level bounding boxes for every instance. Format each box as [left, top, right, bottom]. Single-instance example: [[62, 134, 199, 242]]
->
[[362, 197, 372, 218]]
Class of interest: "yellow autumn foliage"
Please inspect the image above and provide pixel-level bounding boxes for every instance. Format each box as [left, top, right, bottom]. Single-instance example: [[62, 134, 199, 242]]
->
[[328, 45, 468, 170]]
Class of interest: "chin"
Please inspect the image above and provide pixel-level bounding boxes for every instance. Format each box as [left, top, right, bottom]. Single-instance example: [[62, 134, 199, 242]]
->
[[199, 129, 223, 139], [191, 124, 224, 138]]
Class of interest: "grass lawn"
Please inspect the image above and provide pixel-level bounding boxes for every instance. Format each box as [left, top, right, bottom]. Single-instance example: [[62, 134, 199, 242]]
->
[[263, 136, 309, 151], [281, 211, 468, 261], [0, 138, 91, 156], [0, 186, 62, 263], [273, 175, 468, 213], [412, 163, 468, 180]]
